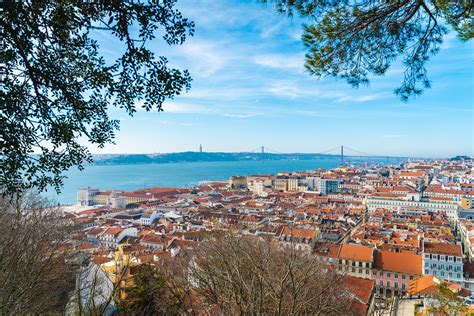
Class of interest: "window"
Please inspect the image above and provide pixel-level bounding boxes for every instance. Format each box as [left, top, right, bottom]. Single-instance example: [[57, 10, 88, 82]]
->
[[373, 271, 377, 276], [352, 267, 355, 272], [448, 256, 453, 262], [380, 271, 383, 277], [387, 281, 391, 288], [410, 276, 414, 280], [402, 275, 406, 280], [440, 255, 445, 261], [457, 273, 461, 279], [395, 282, 398, 289], [359, 261, 362, 267], [387, 272, 391, 277], [359, 269, 362, 274], [395, 273, 399, 278], [402, 283, 406, 290]]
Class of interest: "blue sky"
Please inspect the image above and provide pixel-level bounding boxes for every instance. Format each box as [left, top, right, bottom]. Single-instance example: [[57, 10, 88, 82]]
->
[[89, 0, 473, 158]]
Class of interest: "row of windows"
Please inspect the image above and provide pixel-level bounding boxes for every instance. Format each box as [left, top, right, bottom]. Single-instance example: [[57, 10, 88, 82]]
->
[[339, 259, 370, 268], [339, 265, 415, 281], [424, 262, 462, 271], [425, 270, 462, 279], [372, 271, 413, 280], [369, 200, 456, 209], [424, 254, 462, 262], [339, 266, 370, 275], [379, 280, 406, 290]]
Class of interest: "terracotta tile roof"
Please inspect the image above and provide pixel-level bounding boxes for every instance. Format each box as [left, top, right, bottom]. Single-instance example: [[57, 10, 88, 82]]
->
[[428, 196, 455, 201], [425, 187, 465, 195], [79, 242, 96, 250], [374, 250, 422, 275], [339, 244, 374, 262], [103, 227, 123, 237], [87, 227, 104, 236], [408, 275, 440, 296], [76, 217, 94, 224], [92, 256, 113, 265], [279, 226, 317, 239], [348, 300, 368, 316], [424, 242, 462, 256], [141, 234, 170, 245], [343, 276, 375, 303], [314, 242, 340, 258]]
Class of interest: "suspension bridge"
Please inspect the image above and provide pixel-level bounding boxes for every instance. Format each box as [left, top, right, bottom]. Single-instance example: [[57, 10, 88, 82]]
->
[[237, 145, 411, 165]]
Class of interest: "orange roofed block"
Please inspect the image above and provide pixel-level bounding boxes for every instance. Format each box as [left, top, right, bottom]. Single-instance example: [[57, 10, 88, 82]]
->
[[339, 243, 374, 262], [374, 250, 422, 275], [424, 242, 462, 257]]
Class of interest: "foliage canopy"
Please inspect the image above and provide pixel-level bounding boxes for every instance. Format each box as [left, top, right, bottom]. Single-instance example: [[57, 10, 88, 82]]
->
[[1, 0, 194, 195], [265, 0, 473, 100]]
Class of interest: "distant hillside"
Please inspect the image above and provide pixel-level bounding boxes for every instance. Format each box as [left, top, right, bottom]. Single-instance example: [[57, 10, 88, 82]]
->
[[92, 152, 339, 165], [450, 155, 472, 161]]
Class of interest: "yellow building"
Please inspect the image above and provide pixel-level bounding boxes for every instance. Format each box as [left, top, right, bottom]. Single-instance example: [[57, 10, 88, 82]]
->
[[461, 197, 472, 209], [100, 245, 141, 300], [229, 176, 247, 189]]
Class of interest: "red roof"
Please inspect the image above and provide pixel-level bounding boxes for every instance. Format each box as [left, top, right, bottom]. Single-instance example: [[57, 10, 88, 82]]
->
[[374, 250, 422, 275], [424, 242, 462, 256], [344, 276, 374, 316], [344, 276, 374, 303], [339, 244, 374, 262], [103, 227, 123, 237]]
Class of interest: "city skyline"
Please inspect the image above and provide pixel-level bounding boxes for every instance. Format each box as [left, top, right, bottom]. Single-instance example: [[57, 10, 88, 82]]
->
[[87, 0, 473, 157]]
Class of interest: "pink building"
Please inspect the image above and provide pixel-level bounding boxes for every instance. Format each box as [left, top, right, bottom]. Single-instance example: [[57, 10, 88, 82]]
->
[[373, 250, 422, 296]]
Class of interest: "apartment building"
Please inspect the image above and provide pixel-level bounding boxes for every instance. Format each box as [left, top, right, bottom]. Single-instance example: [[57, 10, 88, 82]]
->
[[422, 242, 464, 284]]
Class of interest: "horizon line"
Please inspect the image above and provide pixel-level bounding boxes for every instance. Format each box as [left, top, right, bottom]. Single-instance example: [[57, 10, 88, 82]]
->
[[87, 151, 473, 160]]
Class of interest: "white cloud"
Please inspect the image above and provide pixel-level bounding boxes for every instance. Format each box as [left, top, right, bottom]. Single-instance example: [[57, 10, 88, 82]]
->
[[161, 101, 262, 119], [161, 101, 208, 114], [335, 92, 390, 103], [179, 40, 228, 78], [265, 81, 344, 99], [252, 53, 305, 72], [260, 20, 286, 38], [440, 31, 458, 50]]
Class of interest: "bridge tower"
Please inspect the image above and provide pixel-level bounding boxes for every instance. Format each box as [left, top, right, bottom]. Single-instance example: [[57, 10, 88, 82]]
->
[[340, 145, 344, 165]]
